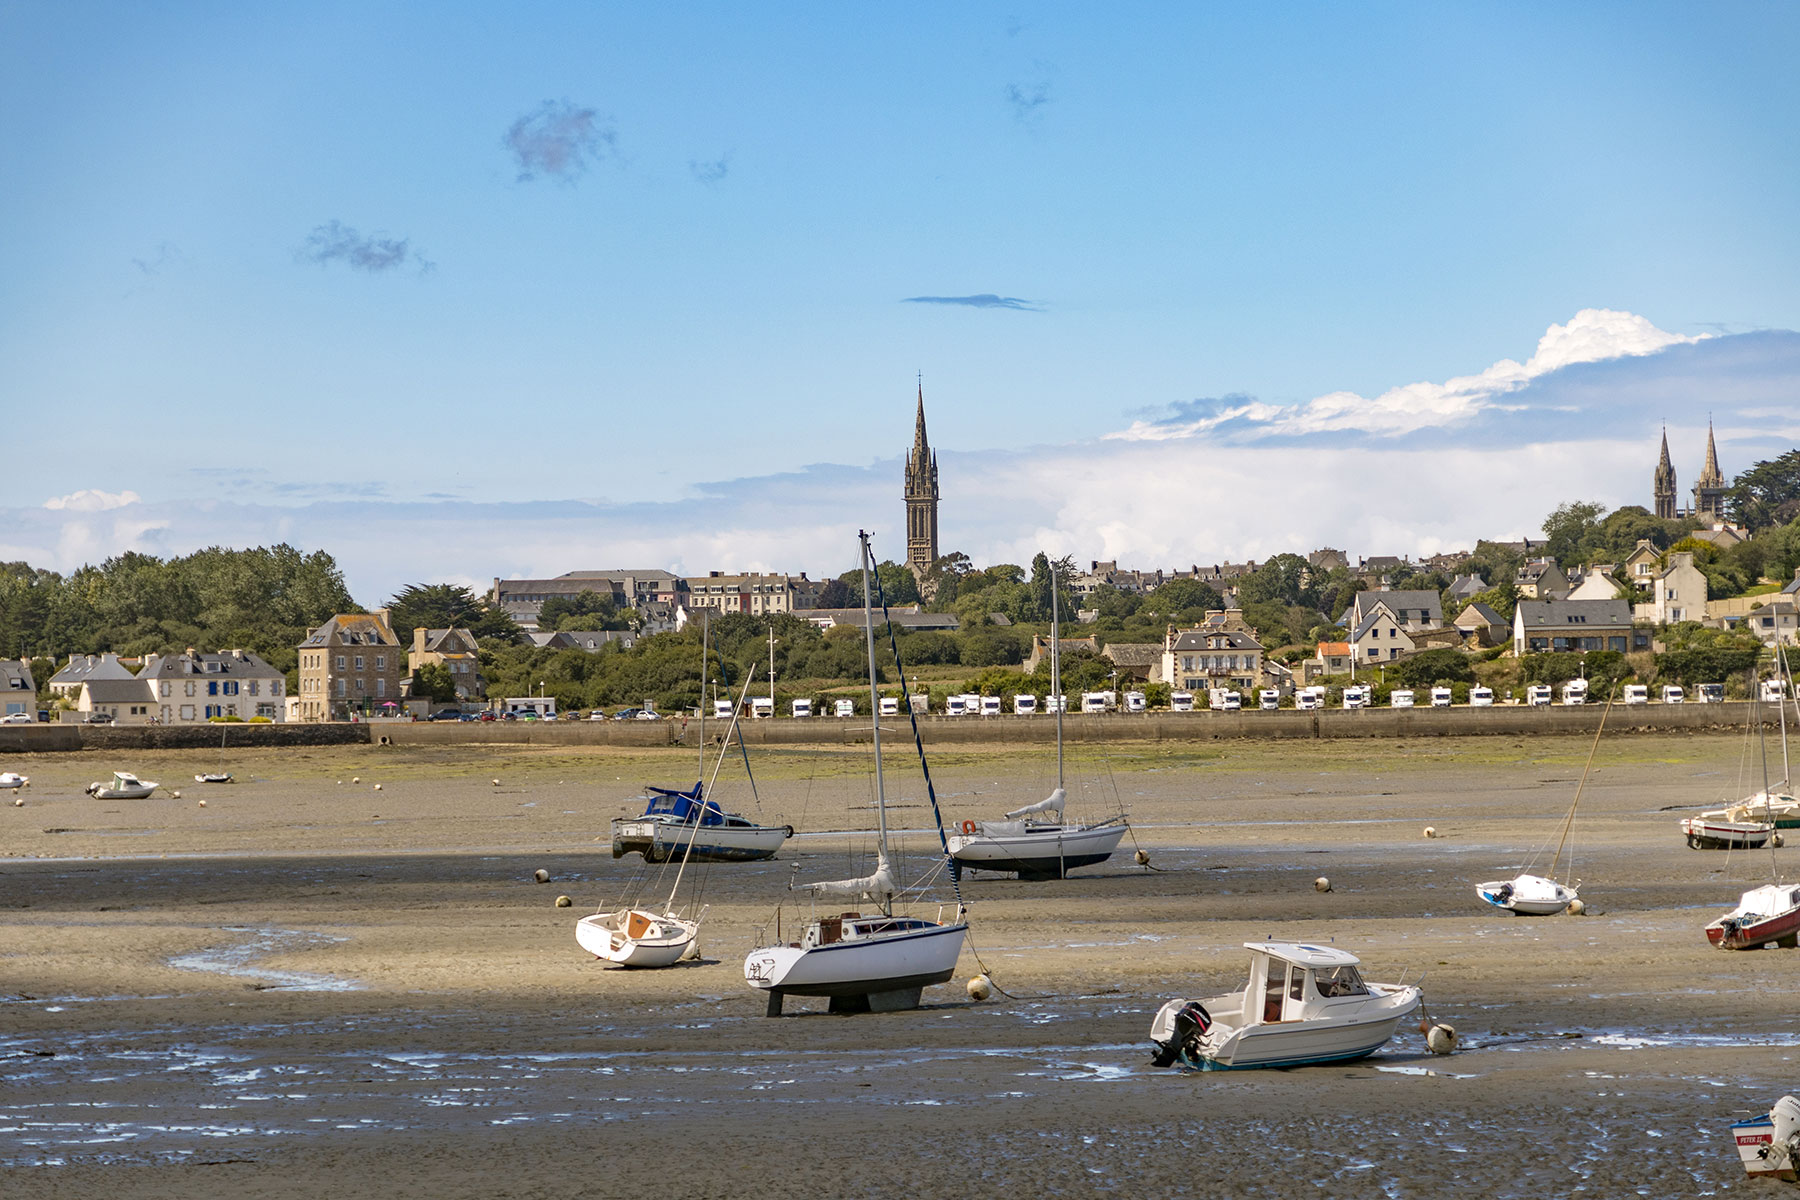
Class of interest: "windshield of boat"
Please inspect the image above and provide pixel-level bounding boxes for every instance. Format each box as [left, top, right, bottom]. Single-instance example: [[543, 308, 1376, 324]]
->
[[1314, 965, 1368, 998]]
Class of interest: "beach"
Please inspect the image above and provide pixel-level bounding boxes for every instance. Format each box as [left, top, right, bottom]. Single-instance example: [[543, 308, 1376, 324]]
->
[[3, 731, 1797, 1197]]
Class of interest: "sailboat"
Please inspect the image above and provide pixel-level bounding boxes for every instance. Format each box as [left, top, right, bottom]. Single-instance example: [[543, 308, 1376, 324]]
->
[[610, 617, 790, 863], [1706, 662, 1800, 950], [947, 560, 1129, 879], [1476, 686, 1614, 915], [1688, 676, 1794, 845], [576, 672, 758, 968], [743, 530, 968, 1016], [195, 724, 233, 784]]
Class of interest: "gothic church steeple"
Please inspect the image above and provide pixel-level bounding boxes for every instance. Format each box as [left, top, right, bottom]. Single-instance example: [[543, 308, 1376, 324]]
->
[[904, 380, 940, 580], [1653, 426, 1677, 520]]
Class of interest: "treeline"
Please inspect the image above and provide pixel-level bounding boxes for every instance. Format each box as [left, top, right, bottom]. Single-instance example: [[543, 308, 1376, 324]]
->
[[0, 546, 356, 683]]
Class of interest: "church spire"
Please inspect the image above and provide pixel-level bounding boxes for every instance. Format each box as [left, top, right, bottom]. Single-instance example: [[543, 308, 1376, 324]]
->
[[1653, 424, 1677, 520], [904, 379, 940, 581], [1698, 418, 1722, 487]]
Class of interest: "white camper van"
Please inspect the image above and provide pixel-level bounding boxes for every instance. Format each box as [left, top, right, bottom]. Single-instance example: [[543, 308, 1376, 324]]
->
[[1430, 687, 1454, 707], [714, 699, 734, 720], [1390, 689, 1415, 708], [1207, 688, 1240, 711], [834, 698, 855, 718], [791, 698, 812, 719], [1698, 683, 1724, 703], [1259, 689, 1281, 710], [1296, 686, 1325, 711], [1561, 679, 1588, 706], [1045, 694, 1068, 714], [1526, 685, 1553, 707], [1124, 691, 1147, 713], [878, 697, 899, 717], [1013, 694, 1038, 716], [1622, 684, 1649, 705], [1469, 685, 1494, 707], [1170, 690, 1195, 712], [1661, 685, 1685, 704], [1343, 684, 1371, 709], [1763, 680, 1788, 703], [981, 695, 1002, 717], [945, 695, 967, 717], [1080, 692, 1111, 714], [750, 697, 774, 719]]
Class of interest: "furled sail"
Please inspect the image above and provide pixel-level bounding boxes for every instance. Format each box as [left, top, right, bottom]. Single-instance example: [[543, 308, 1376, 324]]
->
[[1006, 787, 1066, 821], [805, 852, 898, 902]]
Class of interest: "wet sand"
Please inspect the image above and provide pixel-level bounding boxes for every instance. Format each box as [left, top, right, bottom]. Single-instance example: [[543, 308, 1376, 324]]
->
[[3, 733, 1797, 1197]]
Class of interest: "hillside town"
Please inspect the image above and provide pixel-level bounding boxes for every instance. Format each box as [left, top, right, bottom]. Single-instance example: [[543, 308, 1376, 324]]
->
[[3, 399, 1798, 726]]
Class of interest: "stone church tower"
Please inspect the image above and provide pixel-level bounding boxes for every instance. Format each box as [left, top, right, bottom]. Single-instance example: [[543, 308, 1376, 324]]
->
[[1653, 427, 1677, 520], [1693, 420, 1726, 521], [904, 383, 939, 580]]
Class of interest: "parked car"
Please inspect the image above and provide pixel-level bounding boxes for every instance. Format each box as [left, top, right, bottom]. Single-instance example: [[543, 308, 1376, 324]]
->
[[427, 709, 465, 721], [612, 707, 642, 720], [0, 712, 32, 725], [83, 711, 115, 724], [635, 709, 661, 720], [479, 711, 497, 721], [587, 710, 607, 720]]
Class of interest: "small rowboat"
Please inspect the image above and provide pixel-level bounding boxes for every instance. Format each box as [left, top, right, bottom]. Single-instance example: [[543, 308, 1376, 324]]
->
[[194, 773, 233, 784]]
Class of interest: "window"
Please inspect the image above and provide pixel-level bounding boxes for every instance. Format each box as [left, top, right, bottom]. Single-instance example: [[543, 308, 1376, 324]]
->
[[376, 679, 386, 697], [272, 681, 282, 695], [208, 682, 218, 696], [355, 656, 364, 670], [336, 679, 346, 697], [336, 655, 346, 670], [248, 681, 259, 695], [161, 682, 170, 697], [185, 682, 195, 697]]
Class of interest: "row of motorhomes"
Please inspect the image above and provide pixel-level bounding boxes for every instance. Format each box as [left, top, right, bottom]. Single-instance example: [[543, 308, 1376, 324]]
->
[[719, 678, 1772, 719]]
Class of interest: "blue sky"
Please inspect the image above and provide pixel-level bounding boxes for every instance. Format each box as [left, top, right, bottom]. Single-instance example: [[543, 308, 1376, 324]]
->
[[3, 4, 1798, 601]]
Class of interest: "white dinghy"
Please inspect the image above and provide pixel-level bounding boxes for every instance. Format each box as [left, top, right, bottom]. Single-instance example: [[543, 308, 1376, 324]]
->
[[1149, 942, 1421, 1070], [577, 670, 759, 969], [744, 531, 967, 1016], [85, 771, 158, 800], [0, 772, 27, 790], [948, 561, 1128, 879], [1478, 686, 1614, 916]]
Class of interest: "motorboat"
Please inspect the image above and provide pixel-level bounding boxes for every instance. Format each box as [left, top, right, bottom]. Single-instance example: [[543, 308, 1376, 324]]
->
[[0, 772, 27, 790], [85, 771, 158, 799], [1682, 814, 1774, 850], [1475, 872, 1580, 915], [1707, 789, 1800, 829], [744, 530, 967, 1016], [576, 906, 703, 968], [948, 560, 1129, 879], [194, 772, 233, 784], [611, 783, 790, 862], [1730, 1095, 1800, 1181], [1706, 884, 1800, 950], [1148, 942, 1421, 1071]]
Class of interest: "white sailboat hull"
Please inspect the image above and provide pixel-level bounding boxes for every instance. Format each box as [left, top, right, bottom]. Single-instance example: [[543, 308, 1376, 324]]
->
[[1682, 815, 1773, 850], [745, 921, 966, 999], [948, 819, 1127, 878], [1476, 873, 1577, 915], [576, 908, 699, 968]]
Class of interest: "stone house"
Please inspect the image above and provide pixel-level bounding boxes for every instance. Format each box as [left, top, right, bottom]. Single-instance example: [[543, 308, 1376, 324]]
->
[[408, 628, 486, 701], [1447, 574, 1485, 602], [1, 659, 35, 717], [1623, 540, 1662, 589], [1452, 602, 1508, 646], [1647, 551, 1707, 626], [141, 649, 286, 723], [77, 677, 155, 724], [48, 652, 136, 700], [1565, 565, 1624, 602], [528, 630, 637, 653], [1341, 589, 1443, 632], [1163, 625, 1264, 693], [683, 572, 821, 617], [1512, 599, 1643, 655], [296, 610, 403, 721], [1515, 558, 1570, 601], [1100, 642, 1162, 684], [1350, 601, 1416, 664], [489, 570, 685, 630]]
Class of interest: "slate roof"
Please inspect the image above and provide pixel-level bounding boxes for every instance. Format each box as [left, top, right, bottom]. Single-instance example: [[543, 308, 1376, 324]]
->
[[141, 650, 282, 681], [82, 678, 152, 705], [301, 613, 400, 649], [1515, 599, 1633, 629], [1, 658, 35, 694], [1101, 642, 1161, 667], [1169, 629, 1261, 652], [1453, 602, 1505, 628], [50, 653, 136, 687]]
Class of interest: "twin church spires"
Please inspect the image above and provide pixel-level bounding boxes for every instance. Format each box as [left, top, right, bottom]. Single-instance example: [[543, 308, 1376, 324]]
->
[[1655, 421, 1726, 521]]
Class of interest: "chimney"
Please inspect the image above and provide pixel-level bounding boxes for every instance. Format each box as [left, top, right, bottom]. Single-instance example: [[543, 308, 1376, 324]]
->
[[414, 627, 427, 654]]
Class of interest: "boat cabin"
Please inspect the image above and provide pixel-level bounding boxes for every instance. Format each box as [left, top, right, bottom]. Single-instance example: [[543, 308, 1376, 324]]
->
[[1238, 942, 1371, 1025], [637, 783, 736, 827], [801, 912, 938, 948]]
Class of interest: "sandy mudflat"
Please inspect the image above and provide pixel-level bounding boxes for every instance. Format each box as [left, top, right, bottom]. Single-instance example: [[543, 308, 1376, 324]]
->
[[3, 732, 1799, 1197]]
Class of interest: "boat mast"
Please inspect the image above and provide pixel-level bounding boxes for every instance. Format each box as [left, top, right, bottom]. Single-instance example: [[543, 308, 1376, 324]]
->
[[1549, 685, 1614, 883], [1051, 557, 1063, 791], [769, 623, 777, 710], [859, 532, 892, 868], [698, 614, 708, 781]]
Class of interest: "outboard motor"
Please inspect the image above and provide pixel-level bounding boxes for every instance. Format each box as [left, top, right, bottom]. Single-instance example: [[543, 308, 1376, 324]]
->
[[1768, 1096, 1800, 1170]]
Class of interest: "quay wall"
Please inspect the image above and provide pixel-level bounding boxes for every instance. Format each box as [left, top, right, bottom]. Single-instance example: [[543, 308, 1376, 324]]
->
[[0, 703, 1775, 755]]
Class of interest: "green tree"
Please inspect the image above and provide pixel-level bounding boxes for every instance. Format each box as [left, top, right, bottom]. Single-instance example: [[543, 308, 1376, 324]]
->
[[1141, 579, 1224, 620], [411, 662, 461, 703], [1388, 648, 1475, 688], [1728, 449, 1800, 531], [388, 583, 520, 643], [1541, 500, 1608, 564]]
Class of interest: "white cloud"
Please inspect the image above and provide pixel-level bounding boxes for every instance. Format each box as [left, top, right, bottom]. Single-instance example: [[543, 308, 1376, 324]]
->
[[43, 489, 141, 512], [1108, 308, 1705, 442]]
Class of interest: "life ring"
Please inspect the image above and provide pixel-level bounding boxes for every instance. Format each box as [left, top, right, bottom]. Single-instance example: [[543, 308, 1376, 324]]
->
[[961, 819, 977, 835]]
